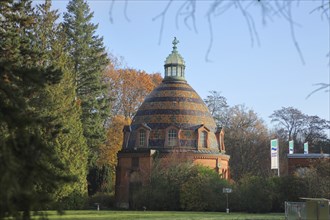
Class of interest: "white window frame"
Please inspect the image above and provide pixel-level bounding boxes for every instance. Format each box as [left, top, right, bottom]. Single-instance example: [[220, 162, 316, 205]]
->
[[139, 129, 146, 147], [200, 131, 208, 148], [168, 129, 177, 147]]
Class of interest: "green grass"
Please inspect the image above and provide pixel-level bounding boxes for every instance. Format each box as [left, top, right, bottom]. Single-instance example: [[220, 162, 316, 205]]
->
[[38, 210, 285, 220]]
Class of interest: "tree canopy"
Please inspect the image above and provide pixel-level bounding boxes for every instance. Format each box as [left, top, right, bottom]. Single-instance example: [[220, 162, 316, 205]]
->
[[0, 0, 76, 218], [270, 106, 330, 154]]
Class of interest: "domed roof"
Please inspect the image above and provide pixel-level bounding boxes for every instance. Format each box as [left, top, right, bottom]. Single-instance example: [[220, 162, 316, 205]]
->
[[129, 80, 219, 150], [165, 37, 185, 66], [165, 52, 185, 66], [131, 81, 216, 131], [126, 38, 220, 151]]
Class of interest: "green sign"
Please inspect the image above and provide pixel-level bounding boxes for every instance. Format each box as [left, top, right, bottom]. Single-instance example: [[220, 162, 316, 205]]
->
[[289, 140, 294, 154], [304, 142, 308, 154], [270, 139, 278, 169]]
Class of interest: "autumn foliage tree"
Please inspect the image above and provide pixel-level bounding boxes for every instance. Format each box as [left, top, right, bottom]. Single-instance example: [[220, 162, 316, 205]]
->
[[93, 65, 162, 193], [106, 67, 162, 119], [96, 115, 131, 192]]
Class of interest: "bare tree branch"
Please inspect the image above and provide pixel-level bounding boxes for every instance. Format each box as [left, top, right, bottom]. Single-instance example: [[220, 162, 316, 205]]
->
[[206, 13, 214, 62], [306, 83, 330, 99], [287, 3, 305, 64], [124, 0, 130, 22], [310, 0, 330, 21], [108, 0, 115, 24], [310, 0, 330, 66], [108, 0, 130, 23], [176, 0, 198, 33], [274, 1, 305, 64], [214, 1, 234, 16], [259, 0, 275, 26], [236, 0, 260, 47], [176, 1, 187, 30], [205, 0, 225, 62], [152, 0, 173, 45]]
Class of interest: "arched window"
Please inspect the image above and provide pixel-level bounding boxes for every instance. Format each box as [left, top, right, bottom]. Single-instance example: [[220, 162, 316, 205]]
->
[[200, 131, 208, 148], [139, 129, 146, 147], [168, 129, 177, 147]]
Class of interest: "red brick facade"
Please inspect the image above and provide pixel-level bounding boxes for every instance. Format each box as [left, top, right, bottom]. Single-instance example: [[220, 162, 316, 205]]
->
[[115, 149, 230, 208], [287, 153, 330, 174]]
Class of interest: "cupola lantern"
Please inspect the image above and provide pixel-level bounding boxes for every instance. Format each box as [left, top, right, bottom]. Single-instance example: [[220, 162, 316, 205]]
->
[[164, 37, 186, 81]]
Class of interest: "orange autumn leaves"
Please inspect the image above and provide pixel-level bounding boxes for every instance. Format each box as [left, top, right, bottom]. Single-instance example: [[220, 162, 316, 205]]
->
[[98, 115, 131, 170], [106, 68, 162, 118], [98, 66, 162, 186]]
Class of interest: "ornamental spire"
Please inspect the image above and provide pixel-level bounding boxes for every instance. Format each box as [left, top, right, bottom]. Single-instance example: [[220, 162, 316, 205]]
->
[[172, 37, 179, 52]]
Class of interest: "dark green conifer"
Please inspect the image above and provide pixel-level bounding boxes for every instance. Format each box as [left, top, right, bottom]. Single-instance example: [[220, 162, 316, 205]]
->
[[34, 0, 89, 207], [0, 0, 71, 218], [63, 0, 110, 194]]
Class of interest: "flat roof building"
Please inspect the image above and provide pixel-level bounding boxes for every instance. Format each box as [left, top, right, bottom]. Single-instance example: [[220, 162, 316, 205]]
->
[[287, 153, 330, 175]]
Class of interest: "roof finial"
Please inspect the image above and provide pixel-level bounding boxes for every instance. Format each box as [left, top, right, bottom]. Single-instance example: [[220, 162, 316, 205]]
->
[[172, 37, 179, 52]]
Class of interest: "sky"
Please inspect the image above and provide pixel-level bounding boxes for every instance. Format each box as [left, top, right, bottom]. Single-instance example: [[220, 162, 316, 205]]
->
[[50, 0, 329, 129]]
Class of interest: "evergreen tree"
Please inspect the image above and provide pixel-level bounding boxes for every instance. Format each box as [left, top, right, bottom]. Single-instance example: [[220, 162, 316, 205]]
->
[[34, 0, 88, 208], [0, 0, 70, 218], [63, 0, 110, 195]]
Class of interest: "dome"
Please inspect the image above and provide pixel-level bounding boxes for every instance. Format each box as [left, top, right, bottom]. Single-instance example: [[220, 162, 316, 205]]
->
[[129, 80, 219, 150], [165, 49, 185, 66], [124, 38, 220, 151], [131, 81, 216, 131]]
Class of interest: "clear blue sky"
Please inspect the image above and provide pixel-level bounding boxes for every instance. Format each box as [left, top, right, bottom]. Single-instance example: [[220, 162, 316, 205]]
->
[[50, 0, 329, 128]]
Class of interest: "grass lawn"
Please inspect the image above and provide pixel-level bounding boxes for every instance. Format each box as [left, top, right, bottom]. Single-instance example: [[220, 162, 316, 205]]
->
[[40, 210, 285, 220]]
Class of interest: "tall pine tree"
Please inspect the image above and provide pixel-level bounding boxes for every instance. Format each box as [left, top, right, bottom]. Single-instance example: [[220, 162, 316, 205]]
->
[[0, 0, 71, 218], [34, 0, 88, 208], [63, 0, 110, 195]]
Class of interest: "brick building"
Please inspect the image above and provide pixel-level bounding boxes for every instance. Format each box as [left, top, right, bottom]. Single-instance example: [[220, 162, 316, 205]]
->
[[287, 153, 330, 175], [115, 38, 230, 208]]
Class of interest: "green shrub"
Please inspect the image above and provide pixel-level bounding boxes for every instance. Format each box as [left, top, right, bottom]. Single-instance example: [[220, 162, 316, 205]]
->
[[132, 163, 232, 211], [270, 176, 308, 212], [239, 175, 273, 213], [88, 192, 115, 210], [180, 166, 229, 211], [55, 191, 88, 210]]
